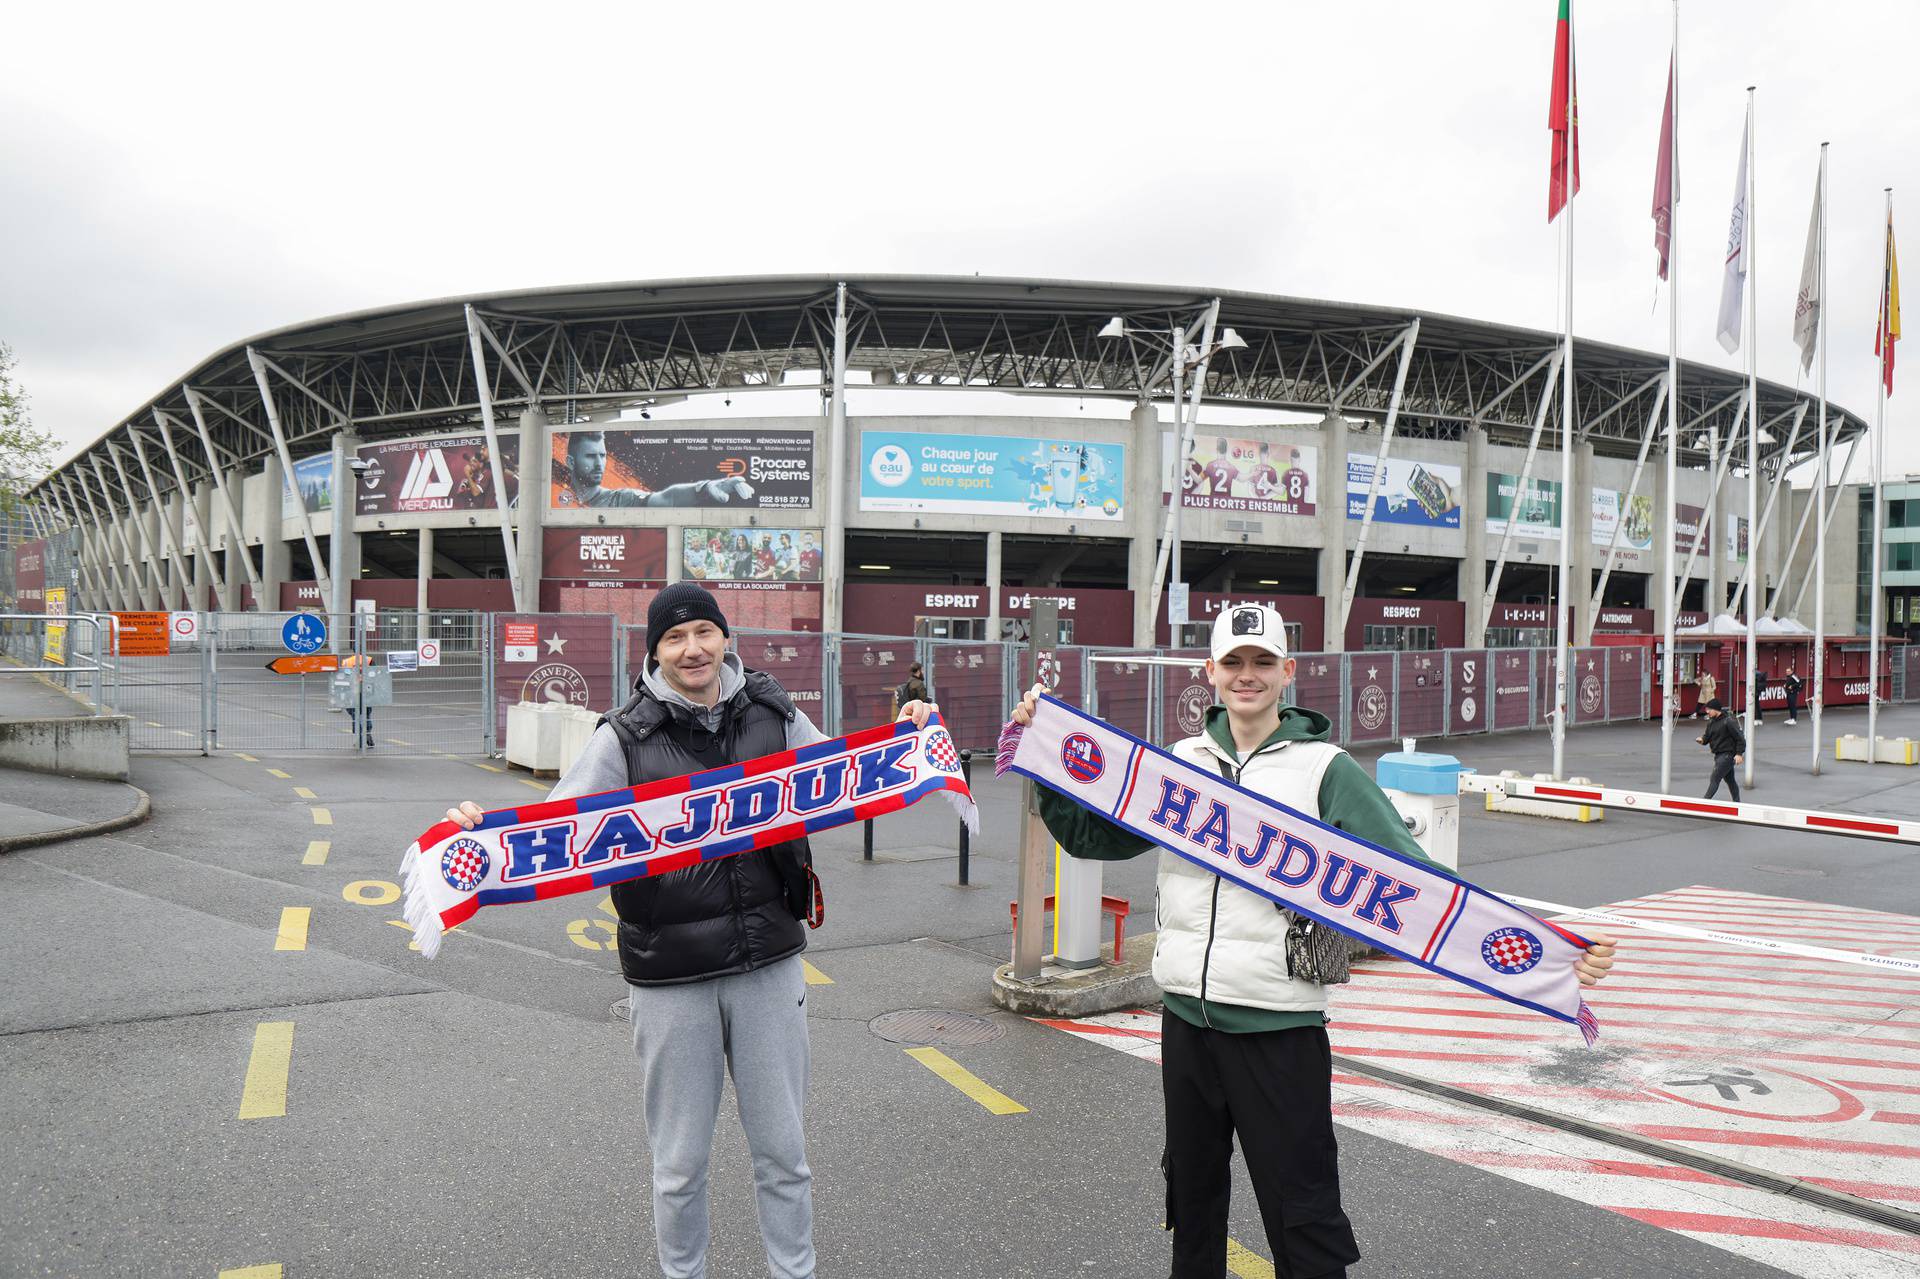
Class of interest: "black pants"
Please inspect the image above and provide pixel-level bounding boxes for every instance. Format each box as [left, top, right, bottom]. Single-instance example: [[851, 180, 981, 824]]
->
[[1786, 691, 1801, 720], [1161, 1012, 1359, 1278], [1705, 752, 1740, 801]]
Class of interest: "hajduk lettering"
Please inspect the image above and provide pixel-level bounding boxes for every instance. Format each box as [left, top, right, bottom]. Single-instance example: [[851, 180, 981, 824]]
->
[[996, 695, 1599, 1041], [399, 716, 977, 956]]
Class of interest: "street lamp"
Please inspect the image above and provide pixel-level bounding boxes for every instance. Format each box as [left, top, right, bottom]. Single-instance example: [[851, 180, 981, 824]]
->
[[1099, 313, 1247, 642]]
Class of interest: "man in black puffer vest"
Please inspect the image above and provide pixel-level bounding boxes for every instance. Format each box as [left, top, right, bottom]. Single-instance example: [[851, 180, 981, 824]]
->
[[444, 582, 936, 1279]]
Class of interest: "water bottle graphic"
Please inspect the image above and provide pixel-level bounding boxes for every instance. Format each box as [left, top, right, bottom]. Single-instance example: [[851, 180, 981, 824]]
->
[[1048, 445, 1084, 512]]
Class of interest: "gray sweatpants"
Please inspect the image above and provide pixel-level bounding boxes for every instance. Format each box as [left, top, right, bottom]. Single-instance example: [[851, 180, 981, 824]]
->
[[629, 955, 814, 1279]]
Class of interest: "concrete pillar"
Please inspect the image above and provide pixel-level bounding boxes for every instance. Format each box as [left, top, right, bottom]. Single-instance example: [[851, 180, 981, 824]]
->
[[159, 497, 187, 610], [1462, 426, 1488, 647], [665, 527, 684, 586], [1127, 401, 1160, 647], [1653, 445, 1675, 632], [417, 526, 433, 642], [986, 530, 1004, 642], [1317, 413, 1351, 653], [1571, 440, 1596, 639], [1709, 449, 1728, 618], [514, 409, 548, 613], [328, 433, 362, 625], [257, 454, 289, 613]]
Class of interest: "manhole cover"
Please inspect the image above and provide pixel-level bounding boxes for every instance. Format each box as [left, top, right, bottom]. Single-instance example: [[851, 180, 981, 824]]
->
[[1753, 864, 1827, 878], [610, 997, 632, 1022], [868, 1009, 1003, 1047]]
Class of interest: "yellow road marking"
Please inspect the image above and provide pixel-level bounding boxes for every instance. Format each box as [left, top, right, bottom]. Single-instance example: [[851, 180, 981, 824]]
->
[[344, 880, 400, 906], [566, 918, 617, 950], [597, 895, 618, 918], [237, 1022, 294, 1120], [386, 919, 464, 951], [904, 1047, 1027, 1115], [310, 807, 332, 825], [267, 768, 291, 779], [386, 738, 413, 746], [519, 779, 549, 792], [802, 959, 833, 985], [302, 840, 330, 866], [1226, 1238, 1275, 1278], [293, 786, 317, 800], [234, 753, 260, 763], [218, 1266, 282, 1279], [145, 720, 164, 728], [273, 907, 310, 952], [473, 762, 503, 773]]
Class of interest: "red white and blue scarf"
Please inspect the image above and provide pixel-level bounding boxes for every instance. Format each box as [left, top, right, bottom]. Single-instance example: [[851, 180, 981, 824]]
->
[[401, 717, 977, 957], [999, 695, 1600, 1043]]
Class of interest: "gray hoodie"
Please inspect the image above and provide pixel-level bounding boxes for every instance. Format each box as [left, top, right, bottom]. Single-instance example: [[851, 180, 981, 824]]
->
[[550, 651, 827, 802]]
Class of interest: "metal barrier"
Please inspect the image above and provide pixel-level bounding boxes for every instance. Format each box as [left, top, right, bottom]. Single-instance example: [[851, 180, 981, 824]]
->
[[0, 612, 118, 712]]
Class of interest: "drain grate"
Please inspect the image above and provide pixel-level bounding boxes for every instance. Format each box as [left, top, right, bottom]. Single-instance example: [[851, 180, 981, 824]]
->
[[868, 1009, 1003, 1047]]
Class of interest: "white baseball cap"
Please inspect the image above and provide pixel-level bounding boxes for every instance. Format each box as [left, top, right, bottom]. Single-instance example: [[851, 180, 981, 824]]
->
[[1210, 603, 1290, 661]]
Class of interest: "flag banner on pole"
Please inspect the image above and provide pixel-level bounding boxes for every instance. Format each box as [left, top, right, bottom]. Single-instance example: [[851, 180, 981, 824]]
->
[[1717, 114, 1751, 354], [398, 716, 978, 957], [1652, 56, 1676, 279], [1882, 208, 1903, 396], [1547, 0, 1581, 221], [1794, 165, 1824, 372], [996, 695, 1600, 1043]]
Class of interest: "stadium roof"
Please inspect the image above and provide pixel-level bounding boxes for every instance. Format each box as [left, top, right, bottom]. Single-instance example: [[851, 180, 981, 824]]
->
[[33, 274, 1863, 514]]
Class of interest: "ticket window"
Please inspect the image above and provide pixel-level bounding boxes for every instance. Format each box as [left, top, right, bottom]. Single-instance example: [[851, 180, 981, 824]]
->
[[1000, 617, 1075, 644], [1176, 620, 1303, 651], [1362, 624, 1437, 652], [1486, 626, 1553, 649], [916, 616, 988, 640], [1659, 643, 1705, 684]]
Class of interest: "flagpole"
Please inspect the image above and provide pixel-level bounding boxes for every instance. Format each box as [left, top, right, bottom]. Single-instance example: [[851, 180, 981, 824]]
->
[[1812, 143, 1829, 773], [1743, 87, 1759, 789], [1660, 1, 1680, 794], [1869, 188, 1892, 752], [1552, 7, 1576, 782]]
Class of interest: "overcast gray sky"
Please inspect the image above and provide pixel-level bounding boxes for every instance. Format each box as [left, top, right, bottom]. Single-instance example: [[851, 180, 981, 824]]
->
[[4, 1, 1915, 475]]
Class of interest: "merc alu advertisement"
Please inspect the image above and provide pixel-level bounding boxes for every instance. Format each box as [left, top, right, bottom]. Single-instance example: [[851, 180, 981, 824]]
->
[[354, 432, 522, 516]]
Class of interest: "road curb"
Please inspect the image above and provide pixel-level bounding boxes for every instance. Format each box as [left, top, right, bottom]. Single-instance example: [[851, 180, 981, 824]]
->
[[0, 786, 152, 854]]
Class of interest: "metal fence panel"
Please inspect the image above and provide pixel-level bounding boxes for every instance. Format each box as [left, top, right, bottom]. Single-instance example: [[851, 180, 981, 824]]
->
[[736, 629, 829, 727], [1157, 649, 1212, 745], [358, 610, 487, 753], [1396, 651, 1445, 741], [1446, 650, 1490, 736], [835, 635, 919, 739], [1290, 654, 1345, 739], [1085, 651, 1155, 741], [925, 639, 1009, 752], [203, 612, 351, 754], [489, 613, 620, 751], [1345, 653, 1397, 745]]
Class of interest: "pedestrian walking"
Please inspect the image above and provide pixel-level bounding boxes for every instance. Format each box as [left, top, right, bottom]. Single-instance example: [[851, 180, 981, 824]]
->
[[1784, 663, 1805, 725], [1693, 666, 1717, 719], [341, 652, 374, 747], [1696, 698, 1746, 802], [892, 661, 930, 719], [1014, 603, 1616, 1278], [443, 582, 937, 1279], [1753, 668, 1770, 723]]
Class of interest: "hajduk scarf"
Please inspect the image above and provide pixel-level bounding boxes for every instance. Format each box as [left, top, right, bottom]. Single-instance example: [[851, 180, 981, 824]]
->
[[999, 695, 1599, 1043], [400, 716, 978, 957]]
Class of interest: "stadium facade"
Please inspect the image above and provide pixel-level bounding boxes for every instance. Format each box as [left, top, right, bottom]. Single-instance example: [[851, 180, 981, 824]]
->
[[12, 275, 1877, 652]]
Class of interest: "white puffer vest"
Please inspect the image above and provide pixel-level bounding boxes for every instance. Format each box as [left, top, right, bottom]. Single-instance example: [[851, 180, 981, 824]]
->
[[1152, 732, 1345, 1013]]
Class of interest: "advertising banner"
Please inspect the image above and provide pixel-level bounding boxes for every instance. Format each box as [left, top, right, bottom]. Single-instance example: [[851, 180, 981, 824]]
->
[[1163, 435, 1316, 516], [1448, 650, 1488, 734], [1346, 454, 1462, 528], [550, 428, 812, 510], [1485, 471, 1562, 540], [1591, 489, 1655, 551], [540, 528, 668, 584], [12, 538, 45, 613], [1492, 649, 1534, 730], [1674, 502, 1709, 559], [681, 527, 823, 583], [861, 431, 1126, 521], [355, 432, 521, 516], [1727, 515, 1750, 562], [282, 454, 335, 520], [1346, 656, 1396, 743], [44, 587, 67, 665]]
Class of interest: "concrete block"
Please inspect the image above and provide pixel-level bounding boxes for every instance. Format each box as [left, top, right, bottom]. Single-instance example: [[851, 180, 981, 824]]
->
[[991, 931, 1160, 1018], [555, 706, 601, 775], [1835, 734, 1919, 765], [0, 715, 132, 782], [1483, 770, 1604, 822], [505, 701, 568, 773]]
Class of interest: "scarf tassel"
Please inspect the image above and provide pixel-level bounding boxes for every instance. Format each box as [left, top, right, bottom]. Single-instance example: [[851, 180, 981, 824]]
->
[[1576, 999, 1600, 1047], [994, 718, 1026, 778], [398, 841, 445, 959]]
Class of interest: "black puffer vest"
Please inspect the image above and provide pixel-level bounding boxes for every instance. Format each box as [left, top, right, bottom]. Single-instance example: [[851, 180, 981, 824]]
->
[[603, 668, 812, 985]]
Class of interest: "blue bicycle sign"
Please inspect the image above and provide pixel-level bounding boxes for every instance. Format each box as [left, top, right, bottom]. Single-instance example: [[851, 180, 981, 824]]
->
[[283, 613, 328, 655]]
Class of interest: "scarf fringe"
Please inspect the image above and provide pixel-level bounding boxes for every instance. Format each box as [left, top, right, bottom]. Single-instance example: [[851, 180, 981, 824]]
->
[[1576, 999, 1600, 1047], [994, 718, 1025, 777], [398, 842, 444, 959], [941, 788, 980, 837]]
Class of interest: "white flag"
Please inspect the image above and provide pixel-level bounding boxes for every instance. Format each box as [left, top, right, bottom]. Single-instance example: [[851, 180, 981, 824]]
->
[[1716, 115, 1750, 354], [1793, 165, 1823, 372]]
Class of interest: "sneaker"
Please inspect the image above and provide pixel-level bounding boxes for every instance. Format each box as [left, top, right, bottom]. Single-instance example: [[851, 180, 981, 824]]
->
[[1786, 718, 1798, 725]]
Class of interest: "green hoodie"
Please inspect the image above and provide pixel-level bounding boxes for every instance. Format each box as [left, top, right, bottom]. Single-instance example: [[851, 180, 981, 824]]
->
[[1036, 703, 1453, 1033]]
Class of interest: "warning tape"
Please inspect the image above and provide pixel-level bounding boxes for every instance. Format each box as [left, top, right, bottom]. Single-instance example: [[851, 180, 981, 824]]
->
[[1460, 772, 1920, 848], [1503, 892, 1920, 974]]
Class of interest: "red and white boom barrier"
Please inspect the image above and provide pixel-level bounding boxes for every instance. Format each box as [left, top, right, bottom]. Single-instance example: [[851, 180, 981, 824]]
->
[[1458, 772, 1920, 849]]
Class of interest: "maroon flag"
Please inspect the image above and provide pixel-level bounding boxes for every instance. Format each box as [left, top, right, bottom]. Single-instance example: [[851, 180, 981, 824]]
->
[[1547, 0, 1580, 221], [1651, 57, 1676, 278]]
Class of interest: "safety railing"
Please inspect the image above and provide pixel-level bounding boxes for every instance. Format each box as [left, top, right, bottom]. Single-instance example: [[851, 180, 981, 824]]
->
[[0, 612, 119, 713]]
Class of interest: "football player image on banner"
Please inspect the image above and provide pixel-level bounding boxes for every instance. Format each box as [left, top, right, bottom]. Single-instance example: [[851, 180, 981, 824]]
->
[[549, 429, 814, 509], [355, 433, 521, 516], [1162, 435, 1316, 516], [681, 528, 824, 583]]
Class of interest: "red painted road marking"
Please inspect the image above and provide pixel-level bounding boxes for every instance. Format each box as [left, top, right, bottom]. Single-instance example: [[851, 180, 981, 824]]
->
[[1608, 1206, 1920, 1256]]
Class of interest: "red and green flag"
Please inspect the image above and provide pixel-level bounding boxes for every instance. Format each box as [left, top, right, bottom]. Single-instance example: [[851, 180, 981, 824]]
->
[[1548, 0, 1581, 221]]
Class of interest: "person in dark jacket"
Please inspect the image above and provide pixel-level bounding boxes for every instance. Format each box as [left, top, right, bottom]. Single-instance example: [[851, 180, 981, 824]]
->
[[1784, 663, 1805, 725], [445, 583, 937, 1279], [893, 661, 930, 718], [1696, 698, 1746, 801]]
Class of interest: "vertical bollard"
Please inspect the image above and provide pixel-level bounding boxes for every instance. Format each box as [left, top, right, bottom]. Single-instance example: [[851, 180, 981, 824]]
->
[[1012, 602, 1060, 980], [863, 818, 874, 861], [956, 750, 973, 885]]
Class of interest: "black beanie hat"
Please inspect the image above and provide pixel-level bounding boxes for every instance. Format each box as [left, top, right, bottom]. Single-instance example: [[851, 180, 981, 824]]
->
[[647, 582, 730, 657]]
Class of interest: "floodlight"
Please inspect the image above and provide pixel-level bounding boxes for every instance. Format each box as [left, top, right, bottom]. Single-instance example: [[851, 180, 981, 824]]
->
[[1097, 317, 1128, 340], [1217, 328, 1248, 351]]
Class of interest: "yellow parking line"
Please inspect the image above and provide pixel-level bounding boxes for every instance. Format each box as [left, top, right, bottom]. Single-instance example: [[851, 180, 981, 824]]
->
[[387, 738, 413, 746], [473, 762, 503, 773], [237, 1022, 294, 1119], [1226, 1238, 1275, 1278], [302, 840, 330, 866], [310, 807, 332, 826], [904, 1047, 1027, 1115], [145, 720, 164, 728], [235, 753, 259, 763], [519, 779, 550, 792], [267, 768, 291, 780], [802, 959, 833, 985], [293, 786, 317, 800], [274, 907, 310, 952], [218, 1266, 282, 1279]]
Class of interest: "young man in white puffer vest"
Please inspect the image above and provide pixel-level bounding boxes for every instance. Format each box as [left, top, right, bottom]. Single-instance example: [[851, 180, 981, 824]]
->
[[1015, 602, 1614, 1278]]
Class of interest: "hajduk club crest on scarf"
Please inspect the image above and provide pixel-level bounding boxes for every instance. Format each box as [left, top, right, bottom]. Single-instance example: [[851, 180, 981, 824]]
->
[[400, 716, 978, 957], [999, 695, 1600, 1043]]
